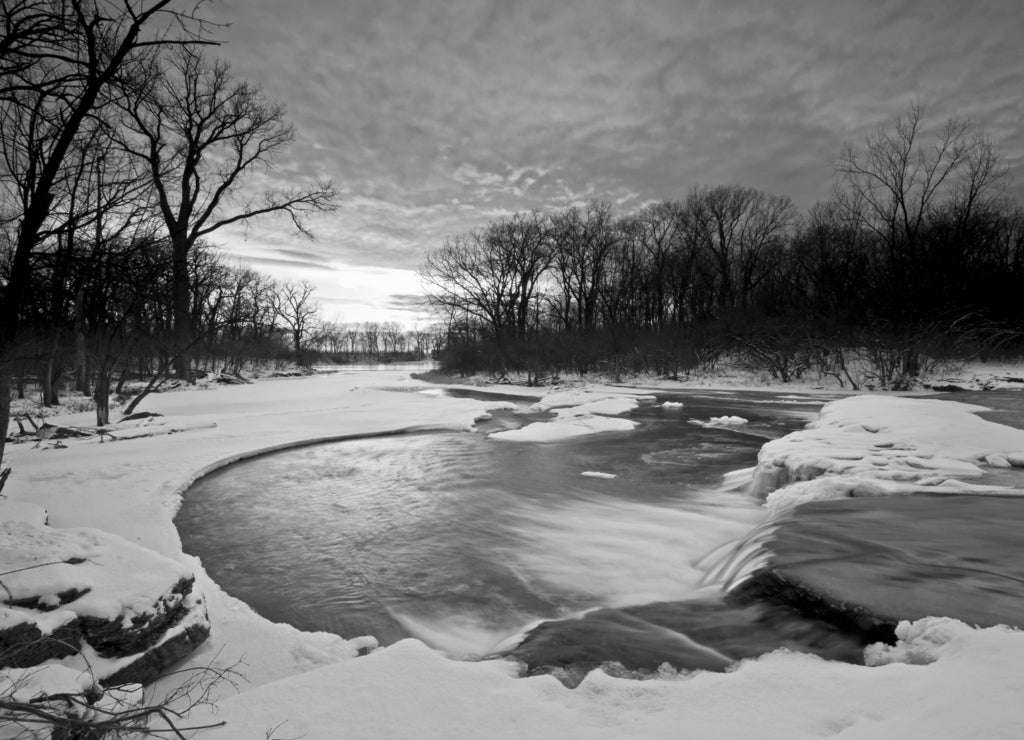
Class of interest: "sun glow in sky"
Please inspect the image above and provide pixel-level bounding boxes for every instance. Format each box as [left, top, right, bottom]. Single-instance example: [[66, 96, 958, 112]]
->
[[202, 0, 1024, 326]]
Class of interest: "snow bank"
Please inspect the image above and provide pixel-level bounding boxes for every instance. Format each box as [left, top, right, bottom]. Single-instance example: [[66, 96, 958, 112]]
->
[[748, 395, 1024, 516], [186, 617, 1024, 739], [4, 373, 1024, 738]]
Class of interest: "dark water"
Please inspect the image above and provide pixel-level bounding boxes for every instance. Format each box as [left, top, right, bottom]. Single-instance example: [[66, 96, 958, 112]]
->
[[176, 386, 1024, 675], [176, 389, 822, 658]]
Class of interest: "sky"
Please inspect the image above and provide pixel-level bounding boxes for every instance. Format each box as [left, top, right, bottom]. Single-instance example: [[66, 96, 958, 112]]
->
[[199, 0, 1024, 326]]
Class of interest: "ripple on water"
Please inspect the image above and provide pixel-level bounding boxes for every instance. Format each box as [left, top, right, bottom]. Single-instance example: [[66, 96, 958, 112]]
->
[[175, 392, 819, 662]]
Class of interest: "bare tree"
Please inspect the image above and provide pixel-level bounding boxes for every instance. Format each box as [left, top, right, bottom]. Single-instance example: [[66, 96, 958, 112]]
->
[[361, 321, 381, 360], [119, 45, 337, 380], [0, 0, 213, 485], [687, 185, 796, 314], [834, 102, 1007, 298], [549, 201, 618, 333], [272, 279, 320, 358], [422, 211, 550, 357], [380, 321, 404, 356]]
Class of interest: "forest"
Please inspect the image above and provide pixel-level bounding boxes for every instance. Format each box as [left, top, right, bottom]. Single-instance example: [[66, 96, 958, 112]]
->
[[0, 0, 442, 489], [422, 105, 1024, 387]]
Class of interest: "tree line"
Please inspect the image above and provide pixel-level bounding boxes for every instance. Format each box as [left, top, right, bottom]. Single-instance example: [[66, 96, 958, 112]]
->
[[0, 0, 345, 484], [2, 228, 434, 426], [423, 104, 1024, 386]]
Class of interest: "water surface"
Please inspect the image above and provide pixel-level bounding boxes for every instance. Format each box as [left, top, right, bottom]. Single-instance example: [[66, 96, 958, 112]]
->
[[177, 390, 819, 656]]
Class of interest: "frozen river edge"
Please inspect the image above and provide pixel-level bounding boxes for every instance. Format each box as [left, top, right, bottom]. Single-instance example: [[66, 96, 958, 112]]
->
[[4, 370, 1024, 739]]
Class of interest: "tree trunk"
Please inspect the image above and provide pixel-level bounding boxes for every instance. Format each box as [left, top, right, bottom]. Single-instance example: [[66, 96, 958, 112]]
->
[[40, 362, 56, 406], [41, 334, 61, 406], [94, 369, 111, 427], [115, 363, 131, 395], [0, 374, 11, 485], [123, 359, 174, 417], [75, 329, 90, 395], [172, 241, 193, 382]]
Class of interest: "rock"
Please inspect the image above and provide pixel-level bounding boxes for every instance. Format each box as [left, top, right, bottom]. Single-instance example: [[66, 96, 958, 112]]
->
[[501, 595, 871, 685], [79, 576, 197, 658], [0, 521, 210, 685], [101, 595, 210, 686], [733, 494, 1024, 635], [0, 609, 81, 666]]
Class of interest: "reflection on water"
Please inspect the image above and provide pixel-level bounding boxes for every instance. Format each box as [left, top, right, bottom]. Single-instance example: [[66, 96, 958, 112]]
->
[[176, 391, 820, 657]]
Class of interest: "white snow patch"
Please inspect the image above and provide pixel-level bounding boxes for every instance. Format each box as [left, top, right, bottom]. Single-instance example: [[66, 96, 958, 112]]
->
[[491, 415, 637, 442], [690, 415, 749, 428], [865, 617, 995, 666], [749, 395, 1024, 515]]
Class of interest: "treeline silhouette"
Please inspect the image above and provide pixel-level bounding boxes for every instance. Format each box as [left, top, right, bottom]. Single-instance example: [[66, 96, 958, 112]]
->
[[423, 106, 1024, 388]]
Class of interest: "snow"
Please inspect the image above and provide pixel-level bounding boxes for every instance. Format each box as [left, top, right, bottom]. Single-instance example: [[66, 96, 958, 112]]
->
[[0, 520, 193, 621], [0, 664, 144, 740], [489, 387, 647, 441], [745, 395, 1024, 517], [490, 414, 636, 441], [3, 369, 1024, 738], [0, 499, 47, 526], [689, 415, 749, 428], [864, 617, 989, 667]]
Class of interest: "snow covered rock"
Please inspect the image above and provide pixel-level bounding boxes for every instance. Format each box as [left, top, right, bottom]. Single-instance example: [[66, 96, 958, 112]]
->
[[0, 520, 210, 685], [747, 394, 1024, 505], [732, 494, 1024, 641]]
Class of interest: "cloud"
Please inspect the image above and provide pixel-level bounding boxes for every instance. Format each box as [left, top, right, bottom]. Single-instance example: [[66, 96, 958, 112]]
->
[[199, 0, 1024, 325]]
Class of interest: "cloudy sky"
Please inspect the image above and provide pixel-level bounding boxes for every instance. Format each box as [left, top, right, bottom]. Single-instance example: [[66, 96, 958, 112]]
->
[[201, 0, 1024, 325]]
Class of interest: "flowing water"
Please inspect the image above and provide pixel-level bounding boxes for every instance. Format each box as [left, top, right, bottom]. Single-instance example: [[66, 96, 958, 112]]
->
[[176, 386, 1024, 677], [176, 389, 825, 659]]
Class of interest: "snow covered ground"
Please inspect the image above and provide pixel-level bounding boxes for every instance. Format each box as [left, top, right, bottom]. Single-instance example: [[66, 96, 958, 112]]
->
[[4, 368, 1024, 738]]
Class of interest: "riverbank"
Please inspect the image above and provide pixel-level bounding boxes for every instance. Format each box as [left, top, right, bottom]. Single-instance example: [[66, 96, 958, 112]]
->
[[3, 368, 1024, 738]]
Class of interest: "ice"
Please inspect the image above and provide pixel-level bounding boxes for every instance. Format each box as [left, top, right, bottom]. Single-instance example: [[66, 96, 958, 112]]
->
[[490, 415, 637, 441], [490, 387, 650, 442], [864, 617, 997, 667], [689, 415, 749, 428], [750, 395, 1024, 514]]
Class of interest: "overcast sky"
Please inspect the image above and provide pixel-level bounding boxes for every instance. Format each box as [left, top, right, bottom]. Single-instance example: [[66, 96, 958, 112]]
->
[[201, 0, 1024, 325]]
